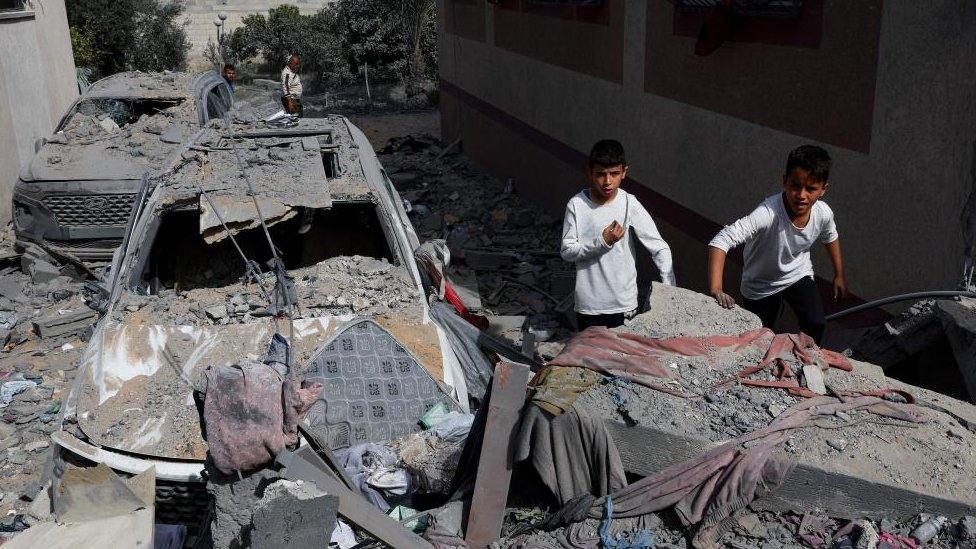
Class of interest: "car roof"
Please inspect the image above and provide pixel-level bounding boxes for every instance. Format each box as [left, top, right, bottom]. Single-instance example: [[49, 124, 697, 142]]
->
[[152, 115, 376, 208], [83, 71, 195, 100]]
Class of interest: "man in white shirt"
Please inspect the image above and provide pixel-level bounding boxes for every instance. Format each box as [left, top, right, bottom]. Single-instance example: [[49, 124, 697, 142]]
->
[[707, 145, 847, 344], [561, 140, 676, 331], [280, 55, 303, 116]]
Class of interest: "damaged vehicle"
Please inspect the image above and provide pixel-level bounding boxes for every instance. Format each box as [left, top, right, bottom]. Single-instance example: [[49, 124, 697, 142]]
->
[[52, 112, 476, 541], [13, 71, 233, 261]]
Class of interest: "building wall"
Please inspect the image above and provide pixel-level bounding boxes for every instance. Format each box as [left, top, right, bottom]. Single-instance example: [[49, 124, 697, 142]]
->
[[0, 2, 78, 223], [439, 0, 976, 317], [184, 0, 336, 68]]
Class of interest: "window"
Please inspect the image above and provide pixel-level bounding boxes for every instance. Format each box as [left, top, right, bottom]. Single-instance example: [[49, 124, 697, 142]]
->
[[0, 0, 29, 12], [56, 98, 185, 133], [675, 0, 802, 18], [204, 83, 232, 122], [140, 203, 394, 291]]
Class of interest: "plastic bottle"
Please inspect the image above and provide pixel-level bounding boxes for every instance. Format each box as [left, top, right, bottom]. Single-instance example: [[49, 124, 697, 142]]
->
[[911, 516, 947, 544]]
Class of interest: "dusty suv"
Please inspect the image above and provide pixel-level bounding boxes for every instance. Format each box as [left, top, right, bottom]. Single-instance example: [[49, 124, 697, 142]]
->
[[53, 113, 471, 537], [13, 71, 232, 261]]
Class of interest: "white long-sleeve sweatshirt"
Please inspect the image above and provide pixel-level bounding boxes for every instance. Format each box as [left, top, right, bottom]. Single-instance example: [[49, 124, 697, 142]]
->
[[709, 193, 838, 300], [560, 189, 676, 314]]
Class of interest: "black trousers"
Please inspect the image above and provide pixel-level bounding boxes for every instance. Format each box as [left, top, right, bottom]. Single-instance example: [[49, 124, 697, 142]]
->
[[576, 312, 625, 331], [742, 276, 826, 344]]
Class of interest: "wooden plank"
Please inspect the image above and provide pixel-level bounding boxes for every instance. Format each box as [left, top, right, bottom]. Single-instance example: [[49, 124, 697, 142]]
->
[[277, 446, 434, 549], [464, 360, 531, 548]]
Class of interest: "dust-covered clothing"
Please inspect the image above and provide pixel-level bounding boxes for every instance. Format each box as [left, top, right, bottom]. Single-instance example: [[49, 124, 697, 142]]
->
[[709, 193, 838, 300], [560, 189, 676, 315], [281, 66, 303, 98]]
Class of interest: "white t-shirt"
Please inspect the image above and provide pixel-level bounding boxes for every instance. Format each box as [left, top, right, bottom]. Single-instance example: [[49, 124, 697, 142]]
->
[[709, 193, 839, 300], [560, 189, 676, 314], [281, 67, 303, 98]]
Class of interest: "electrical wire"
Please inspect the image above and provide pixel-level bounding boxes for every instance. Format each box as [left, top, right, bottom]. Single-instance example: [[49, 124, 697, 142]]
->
[[826, 290, 976, 322]]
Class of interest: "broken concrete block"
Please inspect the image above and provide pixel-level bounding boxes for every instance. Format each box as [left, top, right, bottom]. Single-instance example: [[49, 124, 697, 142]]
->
[[53, 463, 154, 524], [250, 479, 338, 549], [936, 297, 976, 402], [32, 308, 98, 339], [204, 304, 228, 322], [159, 124, 184, 144], [21, 246, 61, 285]]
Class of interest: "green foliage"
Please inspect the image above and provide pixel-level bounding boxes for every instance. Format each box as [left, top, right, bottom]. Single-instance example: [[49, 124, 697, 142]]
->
[[67, 0, 189, 79], [337, 0, 407, 80], [229, 1, 438, 90]]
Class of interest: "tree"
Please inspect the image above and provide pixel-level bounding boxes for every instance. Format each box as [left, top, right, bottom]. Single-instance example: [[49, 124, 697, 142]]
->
[[67, 0, 189, 79], [393, 0, 436, 78]]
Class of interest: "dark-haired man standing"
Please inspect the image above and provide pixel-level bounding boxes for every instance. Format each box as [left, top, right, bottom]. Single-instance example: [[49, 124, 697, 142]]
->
[[707, 144, 847, 344], [222, 63, 236, 93], [560, 139, 676, 331]]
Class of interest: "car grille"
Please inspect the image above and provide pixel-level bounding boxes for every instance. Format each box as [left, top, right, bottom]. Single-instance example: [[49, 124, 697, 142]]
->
[[43, 193, 136, 227], [45, 238, 123, 250]]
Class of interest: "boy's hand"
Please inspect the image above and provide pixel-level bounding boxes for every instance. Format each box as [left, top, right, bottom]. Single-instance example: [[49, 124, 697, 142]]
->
[[833, 275, 848, 300], [711, 290, 736, 309], [602, 221, 625, 246]]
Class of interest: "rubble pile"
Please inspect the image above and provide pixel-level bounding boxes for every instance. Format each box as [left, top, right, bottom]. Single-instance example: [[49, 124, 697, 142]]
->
[[380, 134, 575, 350], [114, 256, 423, 326], [6, 106, 976, 549], [0, 236, 93, 531], [499, 508, 976, 548]]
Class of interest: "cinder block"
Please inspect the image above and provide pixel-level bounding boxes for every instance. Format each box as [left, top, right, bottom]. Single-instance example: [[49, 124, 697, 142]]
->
[[250, 480, 338, 549]]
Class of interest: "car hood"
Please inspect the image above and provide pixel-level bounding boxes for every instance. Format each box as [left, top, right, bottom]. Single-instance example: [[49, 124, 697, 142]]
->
[[67, 312, 449, 461]]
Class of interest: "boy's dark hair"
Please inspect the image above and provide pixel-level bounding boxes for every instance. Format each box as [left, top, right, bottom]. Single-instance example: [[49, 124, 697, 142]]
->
[[223, 63, 235, 71], [786, 145, 831, 182], [589, 139, 626, 168]]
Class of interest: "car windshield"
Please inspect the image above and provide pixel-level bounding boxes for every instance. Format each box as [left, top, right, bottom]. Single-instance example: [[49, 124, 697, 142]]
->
[[57, 97, 185, 133]]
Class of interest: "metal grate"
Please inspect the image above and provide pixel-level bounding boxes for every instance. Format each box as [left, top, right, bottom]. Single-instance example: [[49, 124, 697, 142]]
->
[[45, 238, 123, 250], [43, 193, 136, 227], [676, 0, 803, 18]]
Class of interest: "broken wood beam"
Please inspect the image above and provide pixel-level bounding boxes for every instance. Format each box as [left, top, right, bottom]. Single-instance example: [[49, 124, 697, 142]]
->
[[464, 360, 531, 548]]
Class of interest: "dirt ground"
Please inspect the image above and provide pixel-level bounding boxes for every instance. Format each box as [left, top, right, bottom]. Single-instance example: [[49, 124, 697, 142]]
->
[[347, 110, 441, 150]]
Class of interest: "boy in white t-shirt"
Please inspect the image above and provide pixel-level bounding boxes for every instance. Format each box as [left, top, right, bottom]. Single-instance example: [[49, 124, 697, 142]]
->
[[560, 140, 676, 331], [707, 145, 847, 344]]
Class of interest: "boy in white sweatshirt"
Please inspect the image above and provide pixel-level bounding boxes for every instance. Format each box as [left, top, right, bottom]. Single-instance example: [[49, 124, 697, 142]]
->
[[560, 140, 676, 331], [707, 145, 847, 344]]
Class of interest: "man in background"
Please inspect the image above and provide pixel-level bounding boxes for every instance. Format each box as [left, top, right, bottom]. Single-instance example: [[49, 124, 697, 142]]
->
[[281, 55, 303, 116], [222, 63, 235, 94]]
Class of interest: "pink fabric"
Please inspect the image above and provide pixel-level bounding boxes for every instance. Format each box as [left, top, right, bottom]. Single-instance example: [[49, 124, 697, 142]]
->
[[204, 360, 321, 474], [550, 327, 855, 399], [585, 395, 924, 549]]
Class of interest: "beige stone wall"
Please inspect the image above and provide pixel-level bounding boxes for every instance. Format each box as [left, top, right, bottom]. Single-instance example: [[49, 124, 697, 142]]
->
[[0, 2, 78, 223]]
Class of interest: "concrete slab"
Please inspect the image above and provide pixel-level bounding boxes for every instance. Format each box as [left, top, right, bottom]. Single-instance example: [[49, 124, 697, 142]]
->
[[575, 358, 976, 521], [250, 480, 338, 549], [936, 297, 976, 402]]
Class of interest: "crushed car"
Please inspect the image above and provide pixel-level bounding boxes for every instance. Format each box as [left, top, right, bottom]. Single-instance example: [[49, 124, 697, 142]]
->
[[13, 71, 232, 262], [51, 111, 478, 541]]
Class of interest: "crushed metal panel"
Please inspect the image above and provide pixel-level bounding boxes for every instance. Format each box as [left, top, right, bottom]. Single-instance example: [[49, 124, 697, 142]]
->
[[74, 316, 344, 460], [303, 319, 459, 450]]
